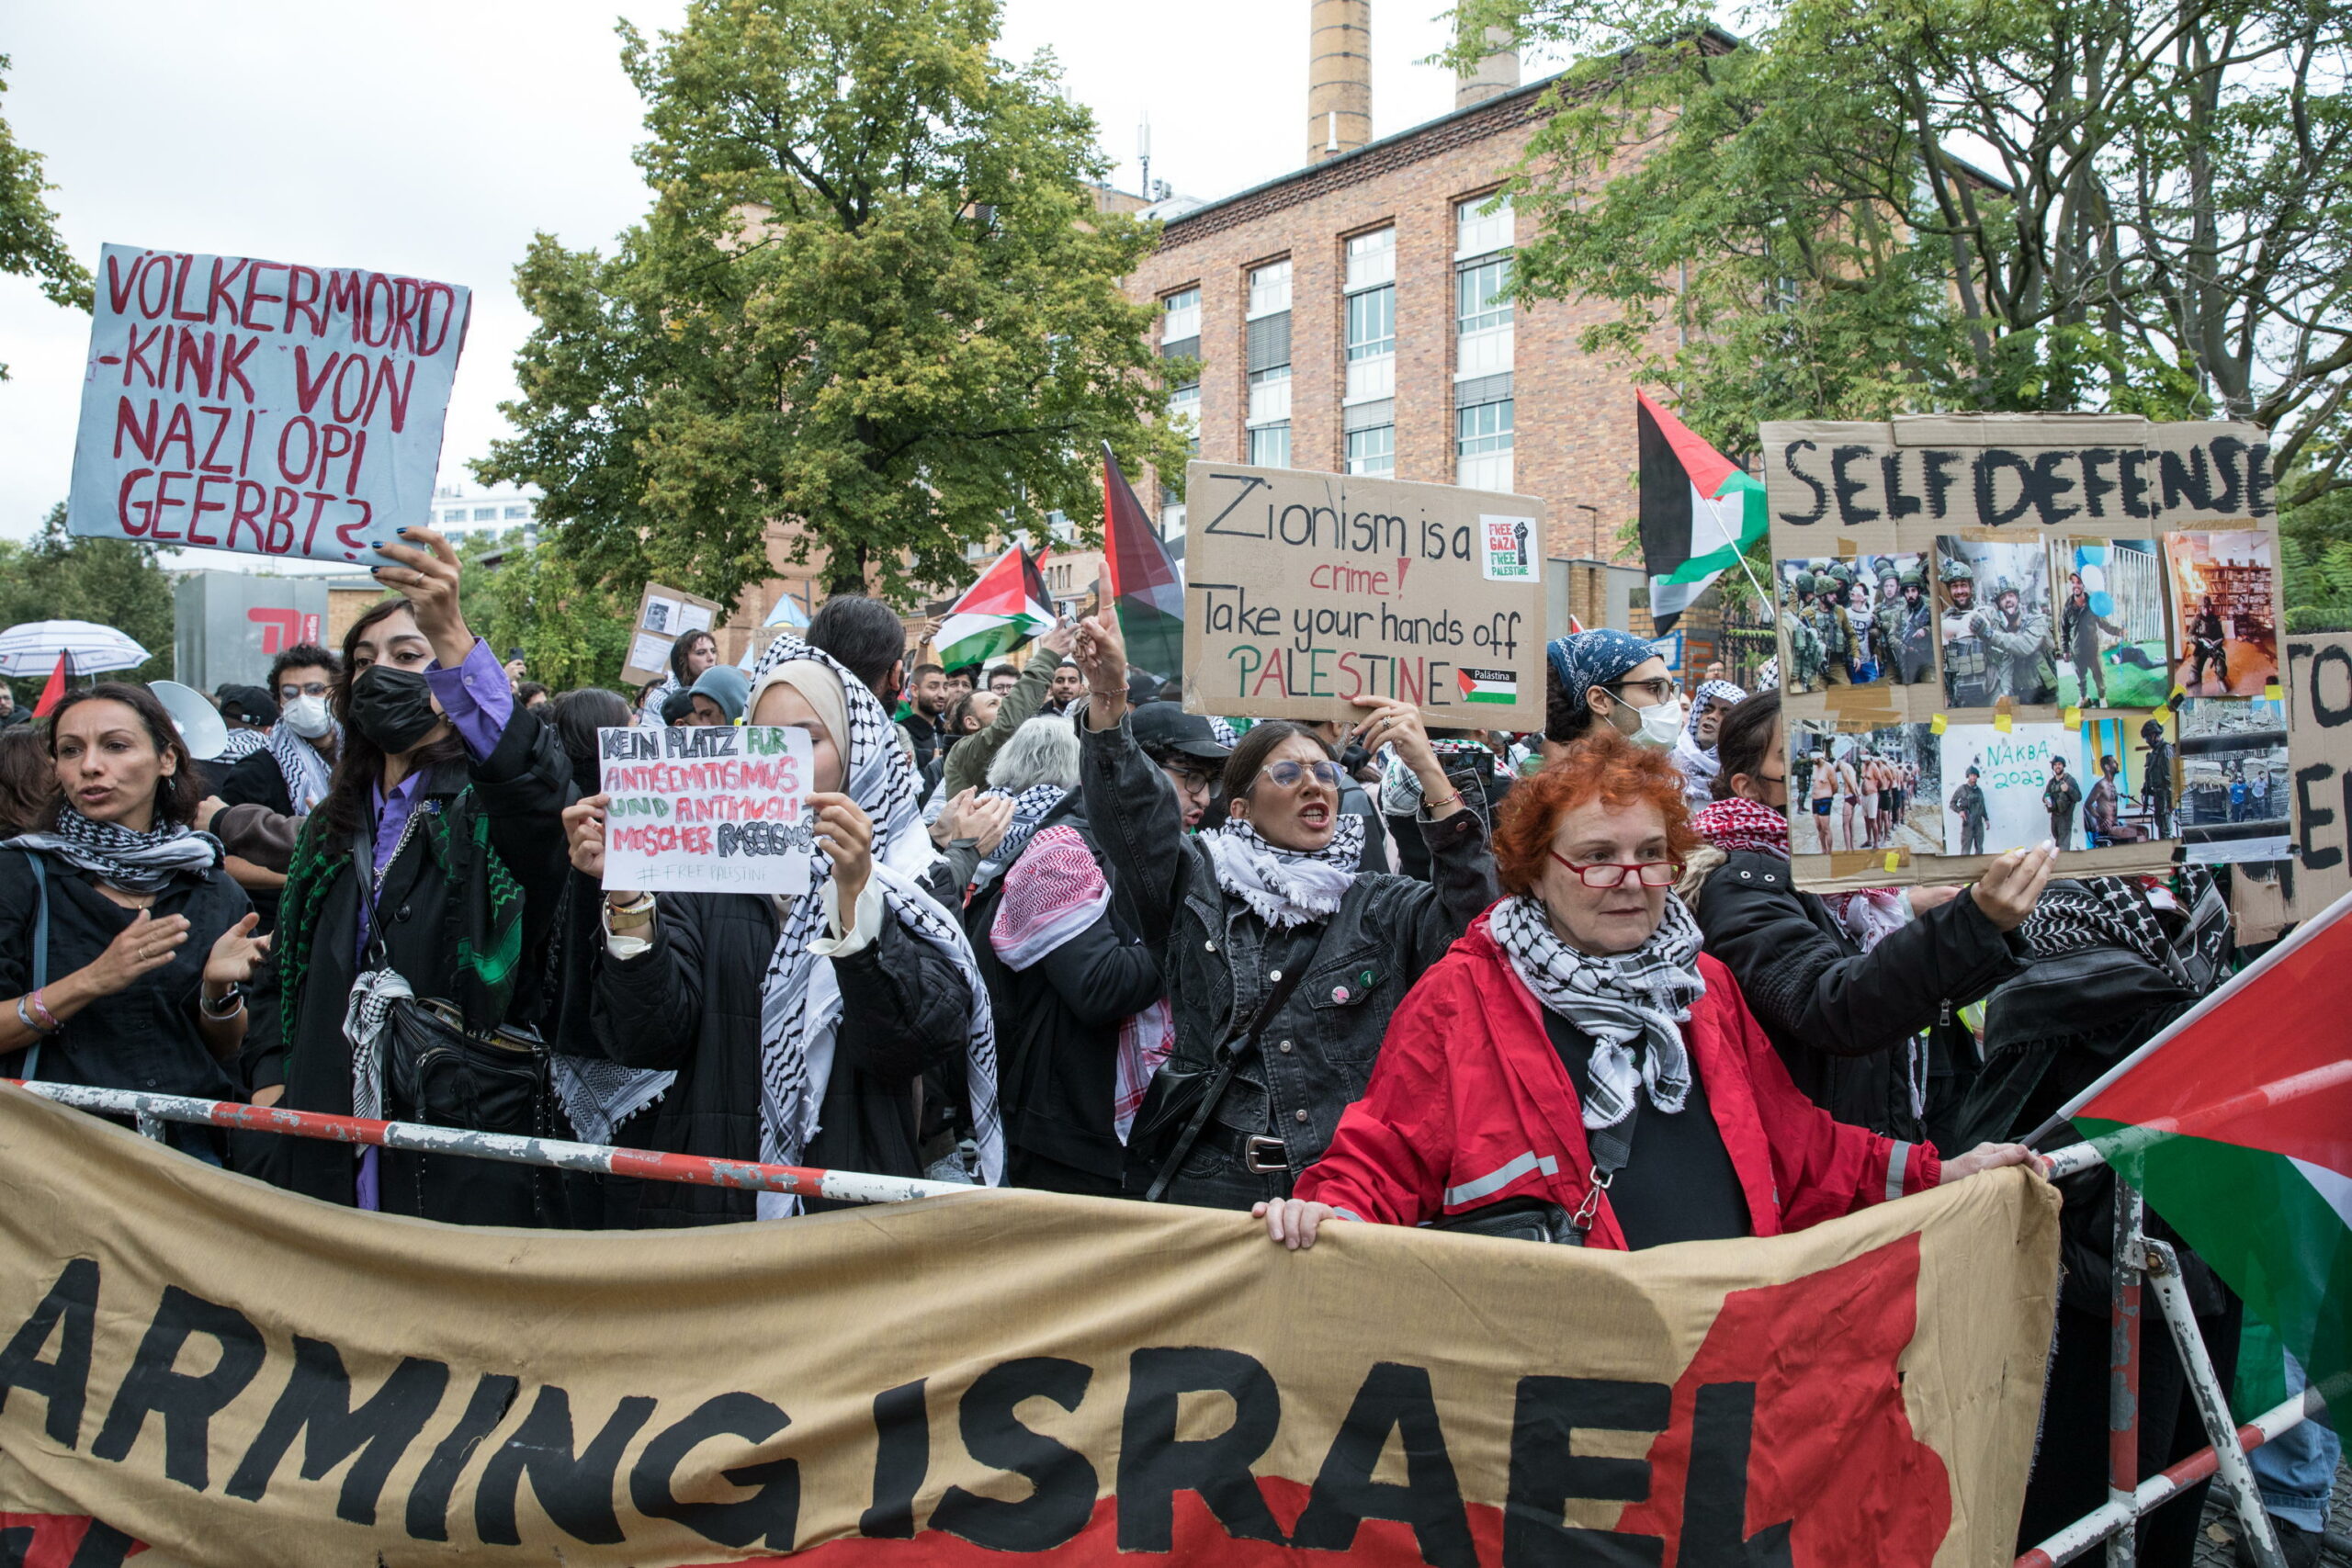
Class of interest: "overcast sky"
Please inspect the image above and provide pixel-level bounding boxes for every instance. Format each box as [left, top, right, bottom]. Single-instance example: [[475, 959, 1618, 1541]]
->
[[0, 0, 1509, 565]]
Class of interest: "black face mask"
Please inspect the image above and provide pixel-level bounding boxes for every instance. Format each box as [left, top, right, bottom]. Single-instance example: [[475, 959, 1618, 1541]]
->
[[346, 664, 441, 754]]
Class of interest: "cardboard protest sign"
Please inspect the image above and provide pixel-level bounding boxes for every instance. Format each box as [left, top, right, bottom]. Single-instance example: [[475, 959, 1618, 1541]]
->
[[0, 1086, 2057, 1568], [66, 243, 470, 564], [620, 581, 728, 688], [596, 726, 813, 895], [1181, 462, 1546, 728], [2282, 632, 2352, 919], [1756, 413, 2279, 889]]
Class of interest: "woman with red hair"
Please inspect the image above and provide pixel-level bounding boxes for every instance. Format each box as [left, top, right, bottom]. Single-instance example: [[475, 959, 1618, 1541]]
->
[[1257, 731, 2041, 1251]]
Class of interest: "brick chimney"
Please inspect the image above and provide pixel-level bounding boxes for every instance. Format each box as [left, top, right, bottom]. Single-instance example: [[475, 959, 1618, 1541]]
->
[[1455, 23, 1521, 108], [1307, 0, 1371, 164]]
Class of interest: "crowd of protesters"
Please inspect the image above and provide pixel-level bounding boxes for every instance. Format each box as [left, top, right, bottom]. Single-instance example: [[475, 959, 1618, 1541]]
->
[[0, 525, 2325, 1564]]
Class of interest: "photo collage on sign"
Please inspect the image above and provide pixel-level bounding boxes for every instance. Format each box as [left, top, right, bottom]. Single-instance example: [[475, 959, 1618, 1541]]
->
[[1933, 536, 2059, 708], [1774, 554, 1932, 694], [1792, 720, 1940, 857], [2051, 538, 2170, 708], [2177, 695, 2290, 863]]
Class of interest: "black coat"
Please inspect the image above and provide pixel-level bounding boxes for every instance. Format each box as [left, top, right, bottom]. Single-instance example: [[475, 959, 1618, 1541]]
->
[[967, 794, 1165, 1185], [1691, 851, 2029, 1143], [581, 876, 978, 1224], [277, 709, 573, 1225], [1080, 713, 1497, 1198]]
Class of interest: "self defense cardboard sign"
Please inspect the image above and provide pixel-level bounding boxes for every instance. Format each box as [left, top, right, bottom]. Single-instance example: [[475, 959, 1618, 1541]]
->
[[0, 1087, 2059, 1568], [597, 726, 814, 896], [621, 581, 728, 689], [1756, 413, 2282, 891], [66, 243, 470, 564], [1181, 462, 1546, 728]]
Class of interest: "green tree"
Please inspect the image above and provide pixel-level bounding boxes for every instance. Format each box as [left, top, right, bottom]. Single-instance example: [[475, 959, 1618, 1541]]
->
[[454, 529, 642, 693], [0, 54, 91, 380], [1456, 0, 2352, 502], [0, 503, 175, 704], [480, 0, 1188, 611]]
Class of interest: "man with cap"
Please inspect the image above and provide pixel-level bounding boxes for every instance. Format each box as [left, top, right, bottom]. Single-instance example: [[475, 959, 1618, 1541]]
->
[[684, 665, 750, 726], [1973, 577, 2058, 704], [1950, 762, 1991, 855], [2059, 572, 2121, 705], [2139, 717, 2176, 837], [213, 682, 278, 761], [2041, 754, 2083, 851], [964, 700, 1224, 1196], [1810, 566, 1856, 685], [1887, 567, 1935, 684], [1939, 557, 1996, 706], [1779, 574, 1823, 694]]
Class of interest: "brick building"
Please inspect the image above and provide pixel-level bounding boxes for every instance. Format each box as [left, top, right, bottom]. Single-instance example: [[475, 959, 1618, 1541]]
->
[[1124, 51, 1663, 581]]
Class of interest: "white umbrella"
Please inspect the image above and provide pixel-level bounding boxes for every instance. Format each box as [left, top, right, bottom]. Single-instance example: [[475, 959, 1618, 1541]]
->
[[0, 620, 154, 677]]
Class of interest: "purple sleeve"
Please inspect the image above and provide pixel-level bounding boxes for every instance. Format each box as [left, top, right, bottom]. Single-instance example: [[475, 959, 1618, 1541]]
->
[[424, 637, 514, 765]]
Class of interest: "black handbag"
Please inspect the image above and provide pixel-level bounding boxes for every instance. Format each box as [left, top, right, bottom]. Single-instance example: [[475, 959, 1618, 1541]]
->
[[352, 841, 548, 1137], [1133, 960, 1311, 1202]]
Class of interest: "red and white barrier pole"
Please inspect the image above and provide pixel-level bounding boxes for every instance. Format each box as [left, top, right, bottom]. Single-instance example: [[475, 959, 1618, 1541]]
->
[[3, 1079, 986, 1208]]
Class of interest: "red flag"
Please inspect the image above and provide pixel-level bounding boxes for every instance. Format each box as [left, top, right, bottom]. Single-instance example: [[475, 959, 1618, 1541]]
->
[[31, 653, 67, 718]]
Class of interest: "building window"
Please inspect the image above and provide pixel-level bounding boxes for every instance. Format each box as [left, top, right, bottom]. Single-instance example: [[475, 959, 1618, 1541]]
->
[[1346, 423, 1395, 477], [1456, 257, 1514, 336], [503, 504, 529, 519], [1160, 502, 1186, 541], [1456, 191, 1513, 261], [1246, 259, 1291, 320], [1345, 227, 1395, 290], [1345, 286, 1395, 362], [1246, 260, 1292, 466], [1168, 379, 1200, 432], [1161, 287, 1201, 344], [442, 510, 468, 525], [1249, 423, 1292, 468], [473, 507, 497, 522], [1456, 397, 1515, 491]]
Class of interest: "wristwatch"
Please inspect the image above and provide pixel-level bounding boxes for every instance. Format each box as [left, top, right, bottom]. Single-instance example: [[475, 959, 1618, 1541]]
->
[[200, 985, 246, 1020]]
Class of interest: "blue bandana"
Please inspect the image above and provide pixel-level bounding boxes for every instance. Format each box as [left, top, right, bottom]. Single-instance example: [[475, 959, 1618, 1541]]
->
[[1546, 630, 1655, 705]]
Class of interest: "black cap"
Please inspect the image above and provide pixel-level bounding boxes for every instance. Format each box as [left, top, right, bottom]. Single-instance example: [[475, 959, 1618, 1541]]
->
[[217, 683, 278, 727], [1131, 702, 1230, 761]]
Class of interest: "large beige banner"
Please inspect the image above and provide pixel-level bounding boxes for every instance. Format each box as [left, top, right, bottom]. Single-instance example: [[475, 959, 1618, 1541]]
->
[[0, 1089, 2059, 1567]]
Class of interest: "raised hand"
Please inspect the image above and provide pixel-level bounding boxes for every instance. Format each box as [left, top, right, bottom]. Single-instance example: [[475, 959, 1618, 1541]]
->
[[203, 912, 272, 988], [1969, 840, 2057, 931], [808, 792, 876, 916], [563, 794, 615, 885], [371, 526, 472, 667]]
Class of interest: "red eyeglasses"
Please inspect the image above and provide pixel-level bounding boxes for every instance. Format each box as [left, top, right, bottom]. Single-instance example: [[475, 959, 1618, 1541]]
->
[[1549, 851, 1683, 888]]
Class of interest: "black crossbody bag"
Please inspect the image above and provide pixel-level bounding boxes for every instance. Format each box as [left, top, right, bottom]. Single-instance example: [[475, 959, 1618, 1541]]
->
[[1134, 962, 1311, 1203], [350, 839, 548, 1137], [1427, 1100, 1639, 1247]]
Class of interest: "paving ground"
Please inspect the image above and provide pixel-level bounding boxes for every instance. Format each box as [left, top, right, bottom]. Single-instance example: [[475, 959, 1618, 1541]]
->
[[2191, 1459, 2351, 1566]]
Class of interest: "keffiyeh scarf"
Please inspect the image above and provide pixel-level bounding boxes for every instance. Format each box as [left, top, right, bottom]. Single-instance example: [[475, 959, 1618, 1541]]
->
[[2020, 869, 2227, 993], [1488, 891, 1707, 1132], [972, 784, 1066, 888], [216, 728, 268, 762], [1202, 813, 1364, 929], [1692, 795, 1790, 860], [1376, 739, 1498, 816], [554, 637, 1005, 1213], [989, 823, 1173, 1143], [264, 723, 336, 816], [5, 808, 220, 895], [1671, 680, 1747, 803]]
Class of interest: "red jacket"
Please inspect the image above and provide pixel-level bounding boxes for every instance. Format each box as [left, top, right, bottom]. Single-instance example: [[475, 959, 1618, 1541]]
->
[[1295, 914, 1940, 1247]]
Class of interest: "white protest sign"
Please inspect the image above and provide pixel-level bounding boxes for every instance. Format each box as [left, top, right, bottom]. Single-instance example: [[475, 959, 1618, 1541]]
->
[[597, 726, 814, 895], [67, 243, 469, 564], [1939, 722, 2070, 854]]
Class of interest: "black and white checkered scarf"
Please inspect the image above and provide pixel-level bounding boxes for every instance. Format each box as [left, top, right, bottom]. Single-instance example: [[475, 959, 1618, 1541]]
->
[[2018, 869, 2227, 994], [263, 723, 335, 816], [972, 784, 1066, 889], [1488, 891, 1707, 1132], [1203, 813, 1364, 929], [5, 807, 220, 895]]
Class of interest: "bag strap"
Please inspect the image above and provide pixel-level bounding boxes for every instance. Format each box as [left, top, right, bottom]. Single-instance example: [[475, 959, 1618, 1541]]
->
[[1143, 956, 1312, 1203], [20, 849, 50, 1081]]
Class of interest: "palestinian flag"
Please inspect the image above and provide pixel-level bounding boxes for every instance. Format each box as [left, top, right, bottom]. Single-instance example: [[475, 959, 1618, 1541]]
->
[[934, 545, 1054, 670], [1457, 667, 1519, 705], [1637, 389, 1768, 631], [1102, 444, 1186, 680], [2061, 888, 2352, 1403]]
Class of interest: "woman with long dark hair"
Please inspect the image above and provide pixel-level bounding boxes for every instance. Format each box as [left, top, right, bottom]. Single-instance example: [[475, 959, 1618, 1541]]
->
[[1068, 614, 1498, 1208], [273, 528, 573, 1224], [0, 684, 269, 1160]]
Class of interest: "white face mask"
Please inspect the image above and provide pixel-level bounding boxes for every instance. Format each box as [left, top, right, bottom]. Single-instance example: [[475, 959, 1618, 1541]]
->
[[1608, 694, 1684, 750], [282, 693, 334, 740]]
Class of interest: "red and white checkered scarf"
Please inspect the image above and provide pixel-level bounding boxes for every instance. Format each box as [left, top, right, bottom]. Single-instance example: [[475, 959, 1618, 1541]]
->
[[989, 824, 1173, 1144], [1691, 796, 1790, 860]]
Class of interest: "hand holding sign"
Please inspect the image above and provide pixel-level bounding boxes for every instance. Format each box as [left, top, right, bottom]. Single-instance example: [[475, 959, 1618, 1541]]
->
[[1967, 840, 2058, 931], [1348, 696, 1464, 819], [597, 727, 814, 895], [564, 794, 616, 886], [808, 793, 874, 919], [370, 526, 471, 668]]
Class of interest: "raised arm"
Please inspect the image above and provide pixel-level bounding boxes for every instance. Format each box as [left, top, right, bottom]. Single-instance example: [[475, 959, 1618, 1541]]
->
[[1071, 615, 1190, 947], [944, 619, 1075, 797]]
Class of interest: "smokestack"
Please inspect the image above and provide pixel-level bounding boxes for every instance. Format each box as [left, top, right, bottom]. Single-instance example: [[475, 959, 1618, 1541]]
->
[[1307, 0, 1371, 164], [1455, 23, 1521, 108]]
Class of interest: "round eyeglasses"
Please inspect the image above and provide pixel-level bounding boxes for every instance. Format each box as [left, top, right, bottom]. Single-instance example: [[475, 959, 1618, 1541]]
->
[[1548, 850, 1683, 888], [1258, 760, 1343, 791]]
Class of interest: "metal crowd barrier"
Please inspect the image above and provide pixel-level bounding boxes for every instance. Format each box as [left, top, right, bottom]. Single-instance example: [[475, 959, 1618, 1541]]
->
[[4, 1081, 2322, 1565]]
